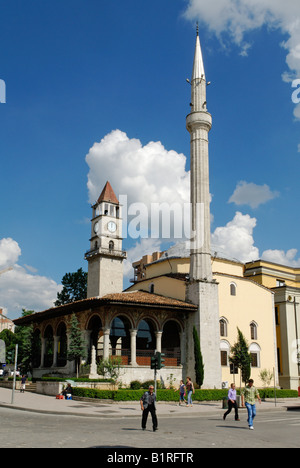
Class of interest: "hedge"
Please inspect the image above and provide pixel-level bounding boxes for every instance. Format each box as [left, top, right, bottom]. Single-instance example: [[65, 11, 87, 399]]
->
[[72, 387, 298, 401], [259, 389, 298, 399]]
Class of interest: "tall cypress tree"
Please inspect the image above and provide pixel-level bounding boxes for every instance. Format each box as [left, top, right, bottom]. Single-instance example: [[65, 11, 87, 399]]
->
[[193, 326, 204, 388], [230, 328, 251, 386], [67, 314, 86, 378]]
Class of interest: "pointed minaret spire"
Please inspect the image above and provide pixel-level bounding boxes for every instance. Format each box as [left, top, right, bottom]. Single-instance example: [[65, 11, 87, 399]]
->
[[192, 25, 206, 82]]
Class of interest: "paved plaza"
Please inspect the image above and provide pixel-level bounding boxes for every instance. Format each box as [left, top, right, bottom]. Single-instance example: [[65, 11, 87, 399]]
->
[[0, 387, 299, 449]]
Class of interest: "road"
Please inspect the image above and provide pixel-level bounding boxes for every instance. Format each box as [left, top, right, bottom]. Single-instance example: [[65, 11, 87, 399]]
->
[[0, 407, 299, 449]]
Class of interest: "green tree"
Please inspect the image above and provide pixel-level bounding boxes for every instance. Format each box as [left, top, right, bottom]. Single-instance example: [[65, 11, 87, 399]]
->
[[193, 326, 204, 388], [14, 309, 34, 374], [230, 328, 251, 386], [67, 314, 86, 378], [0, 329, 18, 364], [98, 357, 122, 383], [55, 268, 87, 306]]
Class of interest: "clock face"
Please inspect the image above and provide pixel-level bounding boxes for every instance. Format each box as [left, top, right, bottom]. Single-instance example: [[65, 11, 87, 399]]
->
[[94, 222, 99, 234], [107, 221, 117, 233]]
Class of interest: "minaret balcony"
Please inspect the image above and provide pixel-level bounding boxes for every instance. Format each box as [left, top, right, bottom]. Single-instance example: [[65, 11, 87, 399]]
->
[[186, 110, 212, 133]]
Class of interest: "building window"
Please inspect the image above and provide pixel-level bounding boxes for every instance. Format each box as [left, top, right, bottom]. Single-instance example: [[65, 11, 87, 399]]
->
[[220, 318, 228, 337], [230, 283, 237, 296], [250, 322, 258, 340], [109, 241, 114, 252], [149, 283, 155, 294], [221, 351, 228, 366], [276, 279, 285, 287], [220, 341, 230, 367], [249, 343, 261, 368]]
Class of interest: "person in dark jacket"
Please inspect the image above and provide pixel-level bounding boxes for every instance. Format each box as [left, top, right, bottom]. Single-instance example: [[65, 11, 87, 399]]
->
[[62, 383, 73, 399], [140, 385, 158, 432]]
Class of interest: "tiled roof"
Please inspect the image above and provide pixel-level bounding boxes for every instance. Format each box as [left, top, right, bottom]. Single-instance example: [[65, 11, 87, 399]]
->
[[13, 291, 196, 325], [97, 181, 119, 205], [101, 290, 197, 309]]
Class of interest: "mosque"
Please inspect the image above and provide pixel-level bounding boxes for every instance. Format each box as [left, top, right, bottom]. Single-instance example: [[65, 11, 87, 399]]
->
[[14, 31, 300, 390]]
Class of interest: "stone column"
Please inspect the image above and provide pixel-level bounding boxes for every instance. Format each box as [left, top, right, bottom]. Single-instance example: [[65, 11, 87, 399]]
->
[[155, 331, 163, 353], [52, 336, 59, 367], [180, 331, 186, 366], [103, 328, 110, 360], [40, 337, 45, 368], [130, 329, 138, 366]]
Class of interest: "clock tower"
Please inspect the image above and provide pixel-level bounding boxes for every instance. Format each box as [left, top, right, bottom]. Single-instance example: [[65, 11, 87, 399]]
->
[[85, 181, 127, 298]]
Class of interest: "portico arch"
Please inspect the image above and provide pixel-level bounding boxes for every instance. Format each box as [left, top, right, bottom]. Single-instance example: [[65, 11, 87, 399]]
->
[[136, 318, 156, 366], [44, 325, 54, 368], [56, 322, 67, 367], [109, 315, 131, 365], [162, 320, 181, 366], [87, 315, 103, 362]]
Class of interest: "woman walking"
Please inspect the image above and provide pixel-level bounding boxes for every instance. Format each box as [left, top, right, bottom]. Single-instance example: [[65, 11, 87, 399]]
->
[[186, 377, 194, 407], [223, 383, 240, 421], [177, 380, 186, 406]]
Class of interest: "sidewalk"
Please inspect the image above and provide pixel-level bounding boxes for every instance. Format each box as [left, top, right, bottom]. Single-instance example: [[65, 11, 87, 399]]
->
[[0, 387, 299, 419]]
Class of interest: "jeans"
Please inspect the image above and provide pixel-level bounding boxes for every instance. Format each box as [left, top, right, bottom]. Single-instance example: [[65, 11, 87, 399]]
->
[[245, 402, 256, 427], [187, 391, 193, 405]]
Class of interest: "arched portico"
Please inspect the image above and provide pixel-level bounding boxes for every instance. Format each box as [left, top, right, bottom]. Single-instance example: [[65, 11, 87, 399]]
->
[[162, 320, 182, 366]]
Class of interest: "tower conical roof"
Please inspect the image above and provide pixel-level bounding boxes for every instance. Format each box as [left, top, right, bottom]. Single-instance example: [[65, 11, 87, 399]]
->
[[97, 181, 119, 205]]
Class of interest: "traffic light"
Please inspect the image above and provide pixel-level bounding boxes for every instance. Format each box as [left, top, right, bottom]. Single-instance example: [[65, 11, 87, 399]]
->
[[157, 352, 165, 370], [151, 354, 158, 370], [6, 349, 14, 365]]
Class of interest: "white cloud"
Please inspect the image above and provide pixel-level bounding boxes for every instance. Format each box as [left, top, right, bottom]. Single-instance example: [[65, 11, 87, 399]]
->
[[229, 181, 279, 208], [211, 211, 260, 262], [86, 130, 190, 207], [0, 238, 21, 269], [262, 248, 300, 267], [86, 130, 192, 281], [0, 238, 61, 319], [86, 130, 191, 241]]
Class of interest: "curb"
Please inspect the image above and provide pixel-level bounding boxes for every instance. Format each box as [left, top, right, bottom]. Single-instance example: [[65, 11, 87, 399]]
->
[[0, 400, 291, 420]]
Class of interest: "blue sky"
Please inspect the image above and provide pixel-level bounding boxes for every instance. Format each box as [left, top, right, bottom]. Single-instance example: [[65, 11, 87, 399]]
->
[[0, 0, 299, 319]]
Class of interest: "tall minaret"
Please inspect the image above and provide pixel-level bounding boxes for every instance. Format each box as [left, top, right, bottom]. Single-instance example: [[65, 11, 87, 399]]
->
[[187, 25, 213, 281], [186, 28, 222, 389]]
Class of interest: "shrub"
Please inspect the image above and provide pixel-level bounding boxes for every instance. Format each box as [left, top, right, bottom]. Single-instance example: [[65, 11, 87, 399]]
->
[[259, 388, 298, 399], [130, 381, 141, 390], [72, 387, 298, 401]]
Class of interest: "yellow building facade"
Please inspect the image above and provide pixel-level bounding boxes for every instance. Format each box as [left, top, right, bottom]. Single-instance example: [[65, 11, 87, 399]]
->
[[129, 248, 278, 389], [245, 260, 300, 390]]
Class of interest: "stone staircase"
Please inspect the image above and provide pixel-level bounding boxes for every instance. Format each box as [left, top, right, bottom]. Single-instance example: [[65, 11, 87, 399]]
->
[[25, 382, 37, 393]]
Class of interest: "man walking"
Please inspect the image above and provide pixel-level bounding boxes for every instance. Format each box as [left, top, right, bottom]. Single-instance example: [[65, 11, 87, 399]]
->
[[140, 385, 158, 432], [241, 379, 261, 430]]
